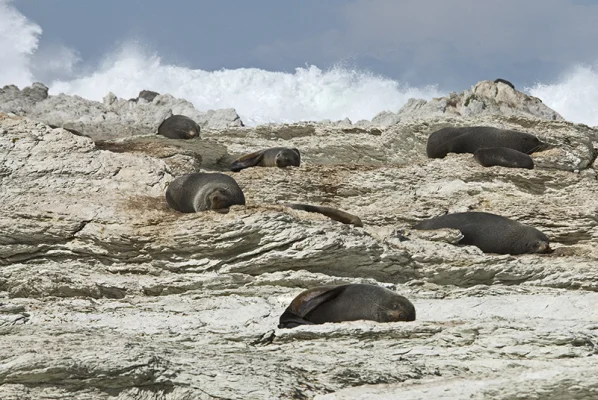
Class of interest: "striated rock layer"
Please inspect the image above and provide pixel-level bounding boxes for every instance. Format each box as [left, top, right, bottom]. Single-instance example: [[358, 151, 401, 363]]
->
[[1, 79, 598, 399]]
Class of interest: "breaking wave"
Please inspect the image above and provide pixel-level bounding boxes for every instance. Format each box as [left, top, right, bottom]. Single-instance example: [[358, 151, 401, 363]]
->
[[1, 0, 597, 127]]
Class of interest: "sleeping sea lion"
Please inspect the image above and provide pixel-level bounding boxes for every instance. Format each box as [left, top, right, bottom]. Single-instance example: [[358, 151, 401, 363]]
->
[[278, 284, 416, 329], [138, 90, 160, 102], [413, 211, 551, 255], [494, 78, 515, 90], [284, 203, 363, 227], [158, 115, 201, 139], [230, 147, 300, 172], [165, 172, 245, 213], [426, 126, 550, 159], [474, 147, 534, 169]]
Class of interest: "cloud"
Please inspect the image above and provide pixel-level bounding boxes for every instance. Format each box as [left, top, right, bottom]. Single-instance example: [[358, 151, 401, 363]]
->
[[250, 0, 598, 88], [0, 0, 42, 87]]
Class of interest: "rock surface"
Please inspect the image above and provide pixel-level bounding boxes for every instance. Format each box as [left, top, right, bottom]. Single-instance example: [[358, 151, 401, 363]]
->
[[1, 79, 598, 399], [372, 80, 565, 127], [0, 83, 244, 141]]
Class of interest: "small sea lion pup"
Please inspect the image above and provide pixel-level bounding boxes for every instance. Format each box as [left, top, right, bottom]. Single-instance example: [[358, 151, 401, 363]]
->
[[426, 126, 550, 159], [474, 147, 534, 169], [158, 115, 201, 139], [165, 172, 245, 213], [230, 147, 300, 172], [278, 284, 416, 329], [284, 203, 363, 227], [413, 211, 551, 255], [494, 78, 515, 90]]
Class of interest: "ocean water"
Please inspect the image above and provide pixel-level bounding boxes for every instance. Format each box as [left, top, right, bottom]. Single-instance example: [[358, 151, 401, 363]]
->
[[1, 0, 597, 127]]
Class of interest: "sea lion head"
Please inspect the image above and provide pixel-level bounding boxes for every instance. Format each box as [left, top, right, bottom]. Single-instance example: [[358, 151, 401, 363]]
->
[[184, 129, 199, 139], [519, 135, 552, 154], [275, 148, 301, 168], [526, 237, 552, 254], [517, 228, 552, 254], [206, 188, 233, 213], [379, 295, 416, 322]]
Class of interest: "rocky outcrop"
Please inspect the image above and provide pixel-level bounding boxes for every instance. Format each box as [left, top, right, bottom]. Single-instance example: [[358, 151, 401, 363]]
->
[[0, 83, 244, 140], [371, 80, 565, 127], [1, 82, 598, 399]]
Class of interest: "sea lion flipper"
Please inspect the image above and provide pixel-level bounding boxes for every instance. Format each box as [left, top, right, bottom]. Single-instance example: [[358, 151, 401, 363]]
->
[[284, 203, 364, 227], [230, 150, 265, 172], [293, 285, 347, 318], [278, 309, 316, 328]]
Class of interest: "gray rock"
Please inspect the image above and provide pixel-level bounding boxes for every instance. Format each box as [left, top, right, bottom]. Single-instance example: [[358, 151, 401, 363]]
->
[[1, 87, 598, 398], [370, 80, 565, 127], [0, 83, 244, 140]]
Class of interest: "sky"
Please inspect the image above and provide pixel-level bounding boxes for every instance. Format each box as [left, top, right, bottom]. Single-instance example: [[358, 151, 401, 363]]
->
[[14, 0, 598, 90], [2, 0, 598, 125]]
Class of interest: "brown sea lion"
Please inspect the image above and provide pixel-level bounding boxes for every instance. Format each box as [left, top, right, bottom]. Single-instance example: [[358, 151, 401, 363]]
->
[[426, 126, 550, 159], [474, 147, 534, 169], [165, 172, 245, 213], [158, 115, 201, 139], [413, 211, 551, 255], [278, 284, 416, 329], [284, 203, 363, 227], [230, 147, 300, 172]]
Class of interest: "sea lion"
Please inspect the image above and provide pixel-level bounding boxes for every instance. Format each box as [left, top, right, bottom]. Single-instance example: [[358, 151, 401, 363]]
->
[[138, 90, 160, 102], [158, 115, 201, 139], [494, 78, 515, 90], [165, 172, 245, 213], [426, 126, 550, 159], [284, 203, 363, 227], [278, 284, 416, 329], [48, 124, 89, 138], [474, 147, 534, 169], [413, 211, 551, 255], [230, 147, 300, 172]]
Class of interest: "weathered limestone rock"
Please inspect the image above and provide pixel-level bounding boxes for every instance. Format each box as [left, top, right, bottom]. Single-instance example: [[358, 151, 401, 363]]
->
[[0, 83, 244, 141], [371, 80, 565, 127], [1, 82, 598, 399]]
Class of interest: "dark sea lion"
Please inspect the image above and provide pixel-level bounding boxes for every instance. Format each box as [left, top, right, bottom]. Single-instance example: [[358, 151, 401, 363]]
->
[[48, 124, 89, 138], [284, 203, 363, 227], [138, 90, 160, 102], [474, 147, 534, 169], [426, 126, 550, 159], [278, 284, 416, 329], [494, 78, 515, 90], [230, 147, 300, 172], [413, 211, 551, 255], [158, 115, 201, 139], [165, 172, 245, 213]]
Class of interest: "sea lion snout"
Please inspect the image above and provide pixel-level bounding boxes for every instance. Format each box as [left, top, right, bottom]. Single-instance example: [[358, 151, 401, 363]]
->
[[385, 308, 415, 322], [534, 241, 552, 254]]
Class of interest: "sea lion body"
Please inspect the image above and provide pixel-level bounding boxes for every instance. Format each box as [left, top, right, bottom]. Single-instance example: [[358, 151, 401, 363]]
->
[[426, 126, 549, 159], [278, 284, 416, 329], [230, 147, 300, 172], [158, 115, 201, 139], [474, 147, 534, 169], [284, 203, 363, 227], [138, 90, 160, 102], [165, 173, 245, 213], [413, 211, 550, 255], [494, 78, 515, 89]]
